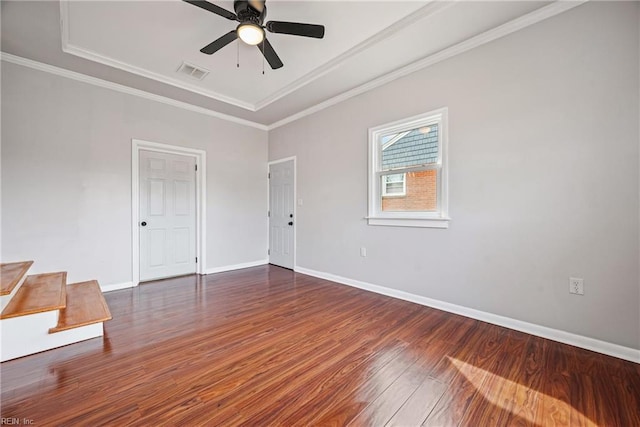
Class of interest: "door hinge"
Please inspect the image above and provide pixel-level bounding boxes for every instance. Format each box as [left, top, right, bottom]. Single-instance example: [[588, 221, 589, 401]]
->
[[268, 249, 270, 255], [268, 210, 270, 217], [195, 164, 198, 171], [195, 257, 198, 263], [268, 172, 270, 179]]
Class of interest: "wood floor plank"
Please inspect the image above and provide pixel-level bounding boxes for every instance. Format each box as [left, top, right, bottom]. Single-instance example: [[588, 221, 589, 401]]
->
[[427, 319, 485, 384], [500, 333, 545, 426], [347, 358, 441, 426], [459, 328, 533, 426], [1, 265, 638, 426], [422, 357, 488, 426], [534, 341, 574, 426], [385, 375, 447, 427]]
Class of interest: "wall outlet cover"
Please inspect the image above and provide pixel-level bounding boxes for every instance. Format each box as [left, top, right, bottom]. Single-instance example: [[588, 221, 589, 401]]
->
[[569, 277, 584, 295]]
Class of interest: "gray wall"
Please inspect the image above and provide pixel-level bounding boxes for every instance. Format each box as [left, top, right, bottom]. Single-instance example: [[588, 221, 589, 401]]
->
[[1, 62, 268, 285], [269, 2, 640, 349]]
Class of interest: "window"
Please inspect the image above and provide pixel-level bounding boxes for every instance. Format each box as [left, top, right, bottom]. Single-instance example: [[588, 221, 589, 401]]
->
[[382, 173, 406, 196], [367, 108, 449, 228]]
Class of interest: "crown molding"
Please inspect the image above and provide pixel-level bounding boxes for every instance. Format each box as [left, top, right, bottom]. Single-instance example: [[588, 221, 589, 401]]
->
[[252, 0, 456, 110], [266, 0, 588, 130], [59, 0, 256, 112], [62, 43, 257, 111], [0, 52, 269, 131]]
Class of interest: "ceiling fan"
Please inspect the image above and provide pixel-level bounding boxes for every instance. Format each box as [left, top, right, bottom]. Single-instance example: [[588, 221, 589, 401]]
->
[[183, 0, 325, 70]]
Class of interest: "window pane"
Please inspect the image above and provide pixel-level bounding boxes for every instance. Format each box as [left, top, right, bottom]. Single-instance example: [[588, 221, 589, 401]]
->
[[386, 182, 404, 194], [382, 170, 438, 212], [385, 174, 404, 183], [380, 124, 439, 171], [382, 173, 405, 196]]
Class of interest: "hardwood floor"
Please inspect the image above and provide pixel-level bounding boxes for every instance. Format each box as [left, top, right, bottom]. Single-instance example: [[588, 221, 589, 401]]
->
[[1, 265, 639, 426]]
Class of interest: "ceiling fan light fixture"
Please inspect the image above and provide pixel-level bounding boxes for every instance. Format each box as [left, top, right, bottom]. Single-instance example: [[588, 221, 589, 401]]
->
[[237, 23, 264, 45]]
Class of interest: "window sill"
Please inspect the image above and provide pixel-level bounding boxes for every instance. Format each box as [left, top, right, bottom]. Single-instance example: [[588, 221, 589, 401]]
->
[[366, 216, 450, 228]]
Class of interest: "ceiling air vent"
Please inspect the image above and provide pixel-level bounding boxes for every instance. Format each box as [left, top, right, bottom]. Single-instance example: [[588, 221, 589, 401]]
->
[[177, 61, 210, 81]]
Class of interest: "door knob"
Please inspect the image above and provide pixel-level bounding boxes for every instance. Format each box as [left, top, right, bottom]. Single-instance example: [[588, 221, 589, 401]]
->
[[141, 221, 147, 227], [288, 221, 293, 226]]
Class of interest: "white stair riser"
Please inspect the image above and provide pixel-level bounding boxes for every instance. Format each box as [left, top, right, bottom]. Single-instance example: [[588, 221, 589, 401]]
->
[[0, 273, 29, 311], [1, 312, 104, 362]]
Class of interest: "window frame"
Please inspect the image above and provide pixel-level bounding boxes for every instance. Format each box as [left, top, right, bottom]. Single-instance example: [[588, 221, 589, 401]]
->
[[381, 173, 407, 197], [367, 107, 450, 228]]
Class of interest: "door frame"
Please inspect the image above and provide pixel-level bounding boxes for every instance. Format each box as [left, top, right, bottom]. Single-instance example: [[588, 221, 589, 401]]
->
[[132, 139, 207, 286], [267, 156, 297, 269]]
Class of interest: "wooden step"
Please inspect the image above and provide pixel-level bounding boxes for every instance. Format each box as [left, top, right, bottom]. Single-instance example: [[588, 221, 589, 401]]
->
[[49, 281, 112, 333], [0, 261, 34, 296], [0, 272, 66, 319]]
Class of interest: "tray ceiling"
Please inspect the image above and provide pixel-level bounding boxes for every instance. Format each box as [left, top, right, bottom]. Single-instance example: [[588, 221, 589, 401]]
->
[[2, 1, 572, 126]]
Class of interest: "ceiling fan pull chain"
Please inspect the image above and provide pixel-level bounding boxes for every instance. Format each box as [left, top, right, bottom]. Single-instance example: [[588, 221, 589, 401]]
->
[[237, 40, 240, 68], [262, 42, 265, 75]]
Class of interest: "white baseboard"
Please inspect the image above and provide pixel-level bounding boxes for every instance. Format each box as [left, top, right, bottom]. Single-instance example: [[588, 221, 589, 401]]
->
[[100, 260, 269, 291], [206, 259, 268, 275], [100, 281, 135, 293], [294, 266, 640, 364]]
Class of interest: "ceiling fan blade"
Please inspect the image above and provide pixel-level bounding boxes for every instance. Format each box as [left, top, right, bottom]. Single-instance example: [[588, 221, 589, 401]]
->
[[200, 30, 238, 54], [257, 38, 283, 69], [266, 21, 325, 39], [183, 0, 238, 21]]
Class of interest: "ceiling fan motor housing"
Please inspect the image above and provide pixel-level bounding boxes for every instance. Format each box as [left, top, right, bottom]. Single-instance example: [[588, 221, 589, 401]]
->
[[234, 1, 266, 25]]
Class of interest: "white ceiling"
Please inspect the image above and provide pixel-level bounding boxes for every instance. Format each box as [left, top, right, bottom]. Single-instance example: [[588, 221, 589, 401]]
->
[[2, 1, 575, 126]]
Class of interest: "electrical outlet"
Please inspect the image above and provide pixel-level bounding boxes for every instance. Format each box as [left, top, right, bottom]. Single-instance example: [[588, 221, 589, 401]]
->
[[360, 247, 367, 257], [569, 277, 584, 295]]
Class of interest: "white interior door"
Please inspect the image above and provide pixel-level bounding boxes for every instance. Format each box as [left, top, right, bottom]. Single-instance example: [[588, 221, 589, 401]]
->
[[139, 150, 196, 281], [269, 160, 295, 269]]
